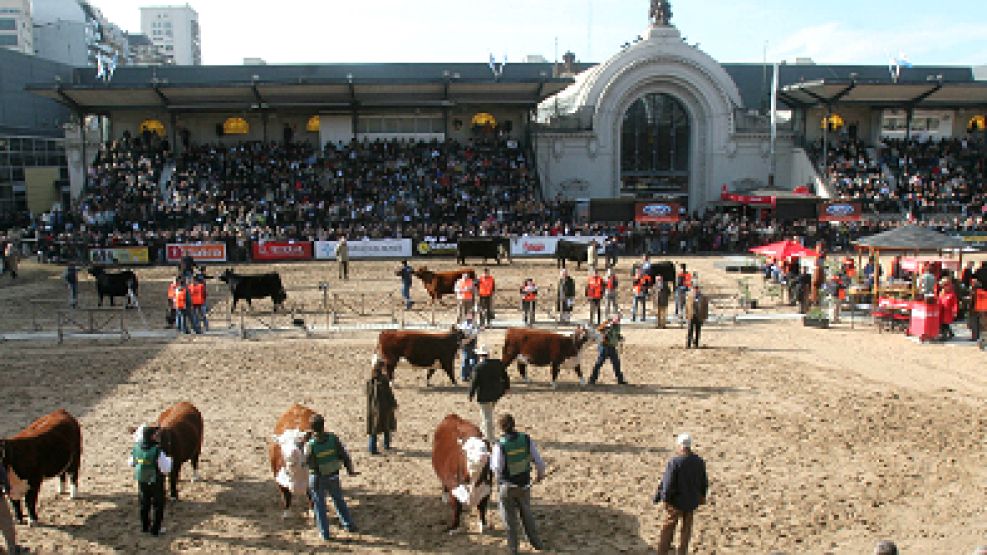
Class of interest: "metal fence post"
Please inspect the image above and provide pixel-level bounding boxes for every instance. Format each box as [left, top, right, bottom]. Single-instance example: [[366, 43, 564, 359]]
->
[[240, 306, 246, 340], [57, 311, 64, 344], [389, 293, 396, 324], [331, 293, 338, 325]]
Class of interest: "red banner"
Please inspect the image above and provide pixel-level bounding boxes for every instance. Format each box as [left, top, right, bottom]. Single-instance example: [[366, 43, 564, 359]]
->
[[818, 201, 862, 222], [720, 191, 776, 207], [634, 202, 680, 223], [251, 240, 313, 261], [166, 243, 227, 263]]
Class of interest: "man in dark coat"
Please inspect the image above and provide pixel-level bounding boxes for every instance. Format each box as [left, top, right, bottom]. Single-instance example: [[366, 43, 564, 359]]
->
[[366, 363, 397, 454], [468, 345, 510, 441], [557, 269, 576, 323], [653, 433, 708, 555]]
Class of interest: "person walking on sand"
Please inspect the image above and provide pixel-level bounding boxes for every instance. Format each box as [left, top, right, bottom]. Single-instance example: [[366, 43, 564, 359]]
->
[[653, 433, 708, 555], [335, 236, 350, 280], [129, 425, 173, 537], [491, 413, 547, 554], [468, 345, 510, 441], [520, 278, 538, 326], [366, 363, 397, 455], [396, 259, 414, 309], [305, 414, 359, 539], [65, 263, 79, 308], [685, 284, 709, 349]]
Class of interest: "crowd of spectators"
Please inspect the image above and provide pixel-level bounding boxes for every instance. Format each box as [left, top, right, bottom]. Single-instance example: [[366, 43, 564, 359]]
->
[[817, 136, 987, 218], [3, 133, 986, 263]]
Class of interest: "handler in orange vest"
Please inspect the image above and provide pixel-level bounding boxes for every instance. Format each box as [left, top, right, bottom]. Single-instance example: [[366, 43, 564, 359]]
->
[[173, 277, 191, 334], [477, 268, 496, 326], [604, 268, 619, 318], [520, 278, 538, 326], [189, 276, 206, 334], [586, 269, 604, 324], [166, 276, 179, 329], [455, 272, 476, 322]]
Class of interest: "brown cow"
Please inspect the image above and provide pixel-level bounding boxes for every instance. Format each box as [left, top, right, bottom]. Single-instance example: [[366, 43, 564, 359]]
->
[[374, 328, 468, 386], [501, 326, 594, 387], [413, 267, 476, 301], [431, 414, 492, 534], [155, 401, 204, 501], [269, 403, 315, 518], [0, 409, 82, 524]]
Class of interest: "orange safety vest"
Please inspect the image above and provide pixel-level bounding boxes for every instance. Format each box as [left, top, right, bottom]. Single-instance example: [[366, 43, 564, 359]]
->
[[478, 275, 495, 297], [633, 274, 653, 295], [174, 286, 187, 309], [167, 282, 177, 301], [586, 276, 603, 300], [190, 283, 206, 306], [457, 278, 475, 301], [679, 272, 692, 288], [521, 284, 538, 302], [605, 275, 618, 291]]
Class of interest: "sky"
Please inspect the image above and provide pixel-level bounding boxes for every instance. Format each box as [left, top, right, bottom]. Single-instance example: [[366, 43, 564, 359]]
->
[[86, 0, 987, 67]]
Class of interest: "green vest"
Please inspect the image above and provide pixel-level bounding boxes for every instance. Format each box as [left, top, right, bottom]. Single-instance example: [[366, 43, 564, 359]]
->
[[308, 434, 343, 476], [132, 443, 160, 484], [499, 432, 531, 477]]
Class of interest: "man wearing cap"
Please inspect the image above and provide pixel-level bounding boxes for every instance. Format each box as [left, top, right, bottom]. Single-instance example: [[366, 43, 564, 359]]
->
[[653, 433, 708, 555], [468, 345, 510, 441], [588, 314, 627, 385]]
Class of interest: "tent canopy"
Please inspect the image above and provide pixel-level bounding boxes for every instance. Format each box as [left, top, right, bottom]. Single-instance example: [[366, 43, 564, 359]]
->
[[750, 240, 818, 260], [853, 225, 964, 251]]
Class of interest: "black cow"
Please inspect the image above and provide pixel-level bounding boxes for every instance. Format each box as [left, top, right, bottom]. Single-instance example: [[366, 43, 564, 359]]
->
[[645, 261, 676, 284], [218, 269, 288, 311], [456, 237, 511, 265], [556, 240, 589, 269], [88, 267, 139, 307]]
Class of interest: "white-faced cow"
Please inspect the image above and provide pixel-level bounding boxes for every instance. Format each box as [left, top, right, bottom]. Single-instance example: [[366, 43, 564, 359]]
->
[[0, 409, 83, 525], [269, 403, 314, 518], [374, 328, 469, 386], [500, 326, 596, 387], [88, 266, 139, 307], [219, 268, 288, 311], [431, 414, 492, 534]]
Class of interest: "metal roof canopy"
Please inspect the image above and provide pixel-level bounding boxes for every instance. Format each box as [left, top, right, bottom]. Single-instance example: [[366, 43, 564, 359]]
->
[[26, 63, 577, 113], [780, 79, 987, 109]]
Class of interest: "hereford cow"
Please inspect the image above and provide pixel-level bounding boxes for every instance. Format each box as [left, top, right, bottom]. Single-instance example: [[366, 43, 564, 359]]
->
[[155, 401, 203, 500], [0, 409, 82, 524], [88, 266, 139, 307], [456, 237, 511, 265], [219, 268, 288, 311], [374, 328, 468, 386], [431, 414, 492, 534], [269, 403, 315, 518], [556, 239, 589, 269], [501, 326, 595, 387], [413, 267, 476, 301]]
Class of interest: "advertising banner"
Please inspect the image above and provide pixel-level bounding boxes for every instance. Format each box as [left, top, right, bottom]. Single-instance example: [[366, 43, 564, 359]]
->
[[510, 236, 607, 257], [89, 246, 150, 265], [634, 201, 680, 223], [251, 240, 313, 261], [818, 202, 862, 222], [721, 191, 776, 207], [166, 243, 228, 263], [416, 237, 458, 256], [314, 238, 413, 260]]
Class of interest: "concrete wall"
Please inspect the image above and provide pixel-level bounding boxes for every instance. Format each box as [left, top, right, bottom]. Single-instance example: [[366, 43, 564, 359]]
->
[[318, 114, 352, 147]]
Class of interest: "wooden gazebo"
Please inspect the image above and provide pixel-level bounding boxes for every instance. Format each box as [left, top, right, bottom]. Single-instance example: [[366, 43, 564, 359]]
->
[[853, 225, 965, 298]]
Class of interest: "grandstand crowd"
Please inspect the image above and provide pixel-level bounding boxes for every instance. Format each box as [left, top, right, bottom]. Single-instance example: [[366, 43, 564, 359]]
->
[[2, 132, 986, 263]]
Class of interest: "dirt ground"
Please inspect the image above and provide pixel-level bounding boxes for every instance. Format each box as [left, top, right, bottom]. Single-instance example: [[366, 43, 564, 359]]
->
[[0, 255, 984, 554]]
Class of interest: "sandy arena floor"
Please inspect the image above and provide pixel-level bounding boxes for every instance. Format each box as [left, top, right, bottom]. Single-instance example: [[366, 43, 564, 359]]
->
[[0, 256, 984, 554]]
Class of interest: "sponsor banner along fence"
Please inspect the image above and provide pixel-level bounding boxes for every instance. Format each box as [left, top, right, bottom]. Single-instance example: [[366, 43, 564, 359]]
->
[[166, 243, 228, 263], [314, 239, 413, 260], [251, 240, 313, 261], [510, 236, 608, 257], [818, 202, 862, 222], [89, 246, 150, 265], [416, 237, 457, 256], [635, 201, 680, 223]]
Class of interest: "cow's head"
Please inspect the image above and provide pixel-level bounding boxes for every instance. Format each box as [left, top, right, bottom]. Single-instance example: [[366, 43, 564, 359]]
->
[[459, 436, 490, 485], [413, 266, 430, 279], [218, 268, 234, 283], [574, 325, 597, 348], [273, 288, 288, 305], [88, 266, 105, 277], [272, 428, 309, 493]]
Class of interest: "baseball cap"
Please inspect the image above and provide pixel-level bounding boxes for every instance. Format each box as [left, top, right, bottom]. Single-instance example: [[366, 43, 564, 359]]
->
[[676, 433, 692, 448]]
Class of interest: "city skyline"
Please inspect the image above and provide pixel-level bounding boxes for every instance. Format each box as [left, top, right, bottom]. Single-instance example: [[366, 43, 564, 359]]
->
[[83, 0, 987, 67]]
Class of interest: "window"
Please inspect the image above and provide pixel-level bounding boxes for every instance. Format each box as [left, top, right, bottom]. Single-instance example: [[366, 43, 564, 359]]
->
[[0, 34, 17, 46], [0, 18, 16, 31], [306, 115, 320, 132], [222, 117, 250, 135], [139, 119, 166, 136]]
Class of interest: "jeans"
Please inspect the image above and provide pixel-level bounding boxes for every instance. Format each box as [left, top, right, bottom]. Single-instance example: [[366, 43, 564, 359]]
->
[[68, 283, 78, 308], [138, 479, 166, 535], [189, 306, 203, 334], [478, 296, 494, 325], [195, 303, 209, 331], [461, 346, 477, 381], [175, 308, 190, 334], [589, 345, 624, 383], [308, 474, 354, 539], [604, 293, 618, 318], [588, 299, 601, 324], [368, 431, 391, 453], [632, 295, 647, 321], [401, 282, 412, 308], [522, 300, 536, 325], [498, 484, 544, 554], [674, 287, 687, 316]]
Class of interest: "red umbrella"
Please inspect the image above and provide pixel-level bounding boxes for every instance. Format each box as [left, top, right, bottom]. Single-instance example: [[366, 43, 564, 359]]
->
[[750, 240, 818, 260]]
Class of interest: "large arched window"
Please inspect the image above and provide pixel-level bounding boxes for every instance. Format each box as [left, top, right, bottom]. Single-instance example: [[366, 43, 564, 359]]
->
[[620, 93, 690, 196]]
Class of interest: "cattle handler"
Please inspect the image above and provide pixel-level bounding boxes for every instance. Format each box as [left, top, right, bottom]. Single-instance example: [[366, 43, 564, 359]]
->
[[304, 414, 359, 539], [367, 363, 398, 455], [129, 425, 173, 536], [491, 413, 547, 554], [588, 314, 628, 385]]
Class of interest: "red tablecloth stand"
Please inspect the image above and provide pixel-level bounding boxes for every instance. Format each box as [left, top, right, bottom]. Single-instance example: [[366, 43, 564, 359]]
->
[[908, 300, 940, 342]]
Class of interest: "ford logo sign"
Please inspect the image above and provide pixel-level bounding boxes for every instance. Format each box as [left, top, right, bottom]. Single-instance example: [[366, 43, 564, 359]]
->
[[826, 204, 856, 216], [642, 204, 673, 216]]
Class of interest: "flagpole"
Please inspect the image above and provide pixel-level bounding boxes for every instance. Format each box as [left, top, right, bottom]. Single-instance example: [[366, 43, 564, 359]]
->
[[769, 61, 779, 188]]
